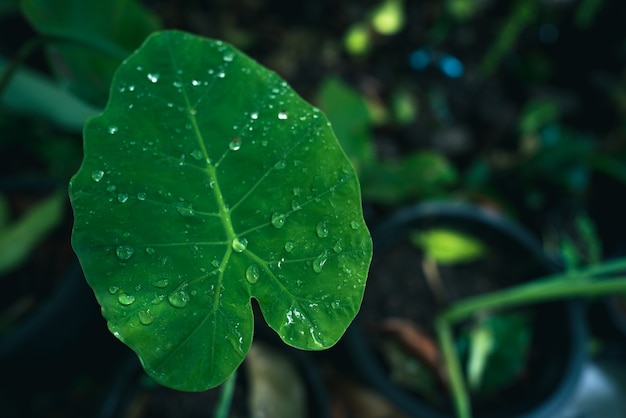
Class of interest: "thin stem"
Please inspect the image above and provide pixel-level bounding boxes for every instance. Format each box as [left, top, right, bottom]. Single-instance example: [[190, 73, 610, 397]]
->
[[442, 274, 626, 323], [436, 317, 471, 418], [0, 37, 45, 98], [214, 371, 237, 418]]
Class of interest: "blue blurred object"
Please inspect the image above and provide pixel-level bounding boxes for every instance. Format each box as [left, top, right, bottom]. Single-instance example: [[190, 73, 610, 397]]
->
[[539, 23, 559, 44], [409, 48, 431, 70], [438, 53, 464, 78], [409, 47, 464, 78]]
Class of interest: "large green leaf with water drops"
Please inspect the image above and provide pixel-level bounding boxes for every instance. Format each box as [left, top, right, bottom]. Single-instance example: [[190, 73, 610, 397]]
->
[[69, 30, 372, 391]]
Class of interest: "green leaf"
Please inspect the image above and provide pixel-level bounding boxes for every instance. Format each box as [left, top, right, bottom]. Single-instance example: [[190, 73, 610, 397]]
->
[[70, 30, 372, 391], [0, 192, 64, 275], [411, 228, 485, 265], [360, 152, 458, 204], [317, 77, 376, 174], [20, 0, 160, 105]]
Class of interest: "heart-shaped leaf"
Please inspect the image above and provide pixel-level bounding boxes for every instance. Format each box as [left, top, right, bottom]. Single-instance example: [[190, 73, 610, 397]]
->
[[69, 30, 372, 391]]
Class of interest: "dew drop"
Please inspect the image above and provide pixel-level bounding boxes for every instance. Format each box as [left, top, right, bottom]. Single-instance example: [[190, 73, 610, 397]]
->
[[118, 293, 136, 306], [331, 300, 341, 309], [173, 80, 183, 88], [278, 110, 288, 120], [333, 240, 343, 253], [291, 200, 302, 211], [138, 309, 154, 325], [229, 137, 242, 151], [106, 184, 117, 192], [316, 221, 329, 238], [189, 108, 197, 116], [232, 237, 248, 252], [153, 278, 169, 288], [175, 203, 195, 217], [217, 71, 225, 78], [145, 247, 156, 255], [137, 192, 147, 201], [91, 170, 104, 182], [284, 241, 295, 252], [245, 264, 260, 284], [116, 245, 134, 260], [190, 149, 203, 160], [108, 286, 119, 294], [108, 126, 118, 135], [223, 51, 235, 62], [251, 112, 259, 120], [168, 290, 189, 308], [271, 212, 286, 229], [147, 73, 159, 83], [192, 79, 200, 86], [274, 160, 286, 170], [211, 259, 221, 268], [350, 220, 360, 230], [117, 193, 128, 203], [313, 251, 328, 273]]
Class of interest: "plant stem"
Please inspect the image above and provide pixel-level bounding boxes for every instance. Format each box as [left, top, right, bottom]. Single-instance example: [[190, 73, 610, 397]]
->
[[441, 274, 626, 324], [436, 317, 471, 418], [214, 371, 237, 418]]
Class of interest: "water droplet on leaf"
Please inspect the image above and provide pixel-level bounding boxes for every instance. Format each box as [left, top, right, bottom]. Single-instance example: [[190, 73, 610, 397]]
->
[[271, 212, 286, 229], [108, 286, 119, 294], [190, 149, 203, 160], [229, 137, 242, 151], [118, 293, 136, 305], [278, 111, 288, 120], [168, 290, 189, 308], [147, 73, 159, 83], [274, 160, 286, 170], [108, 126, 118, 135], [350, 220, 360, 230], [284, 241, 295, 252], [145, 247, 156, 255], [138, 309, 154, 325], [137, 192, 147, 201], [153, 278, 169, 288], [117, 193, 128, 203], [91, 170, 104, 182], [175, 203, 195, 217], [316, 221, 329, 238], [333, 240, 343, 253], [246, 264, 260, 284], [313, 251, 328, 273], [116, 245, 134, 260], [232, 237, 248, 252]]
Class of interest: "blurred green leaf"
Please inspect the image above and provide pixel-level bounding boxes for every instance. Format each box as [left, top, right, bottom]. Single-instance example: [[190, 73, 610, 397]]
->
[[0, 192, 64, 275], [519, 99, 560, 135], [0, 0, 18, 17], [360, 152, 458, 204], [461, 312, 533, 395], [317, 77, 376, 174], [411, 228, 485, 265], [20, 0, 161, 106]]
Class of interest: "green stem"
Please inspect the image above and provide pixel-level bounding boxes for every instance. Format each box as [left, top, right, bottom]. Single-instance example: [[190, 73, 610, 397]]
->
[[0, 37, 44, 98], [436, 317, 471, 418], [442, 274, 626, 324], [214, 371, 237, 418]]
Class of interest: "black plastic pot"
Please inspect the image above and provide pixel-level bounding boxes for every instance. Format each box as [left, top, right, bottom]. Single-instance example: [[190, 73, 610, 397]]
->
[[344, 201, 587, 418]]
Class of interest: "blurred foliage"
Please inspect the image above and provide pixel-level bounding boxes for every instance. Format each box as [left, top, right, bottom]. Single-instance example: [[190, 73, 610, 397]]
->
[[411, 229, 486, 265]]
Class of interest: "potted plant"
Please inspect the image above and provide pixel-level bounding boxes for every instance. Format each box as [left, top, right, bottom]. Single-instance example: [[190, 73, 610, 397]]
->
[[69, 30, 372, 414], [343, 201, 626, 418]]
